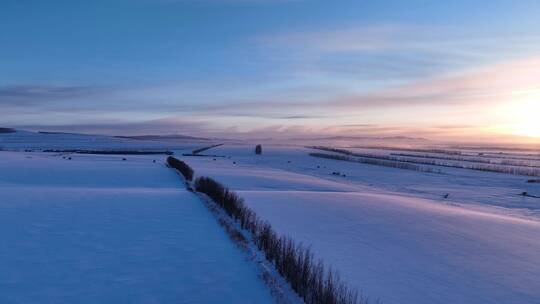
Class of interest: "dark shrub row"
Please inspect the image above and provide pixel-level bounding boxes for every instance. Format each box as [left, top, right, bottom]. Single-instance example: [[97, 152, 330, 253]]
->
[[477, 153, 540, 163], [391, 153, 540, 169], [498, 159, 540, 168], [310, 147, 540, 177], [309, 152, 437, 174], [350, 146, 462, 155], [167, 156, 194, 181], [194, 176, 363, 304], [192, 143, 223, 155], [391, 152, 493, 164], [0, 127, 16, 133], [43, 149, 173, 155]]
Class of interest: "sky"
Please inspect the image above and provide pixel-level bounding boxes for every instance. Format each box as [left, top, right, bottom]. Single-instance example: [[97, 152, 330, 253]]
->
[[1, 0, 540, 142]]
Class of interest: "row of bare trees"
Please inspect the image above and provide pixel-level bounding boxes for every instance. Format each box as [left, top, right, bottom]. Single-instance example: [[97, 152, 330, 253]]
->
[[166, 155, 371, 303], [167, 156, 194, 181], [193, 176, 365, 304], [309, 152, 438, 174], [310, 146, 540, 177], [167, 157, 367, 303], [391, 153, 540, 168]]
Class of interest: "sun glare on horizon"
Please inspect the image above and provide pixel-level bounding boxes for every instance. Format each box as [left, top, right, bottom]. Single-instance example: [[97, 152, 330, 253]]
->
[[502, 97, 540, 138]]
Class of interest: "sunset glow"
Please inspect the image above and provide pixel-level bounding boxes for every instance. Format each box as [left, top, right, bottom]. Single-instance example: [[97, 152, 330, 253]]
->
[[1, 1, 540, 144], [3, 2, 540, 303], [505, 97, 540, 138]]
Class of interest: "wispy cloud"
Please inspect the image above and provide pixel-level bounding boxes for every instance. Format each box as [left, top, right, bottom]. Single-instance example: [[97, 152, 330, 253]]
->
[[0, 85, 106, 105], [262, 24, 540, 57], [187, 54, 540, 113], [262, 25, 416, 52], [155, 0, 299, 4], [5, 54, 538, 131], [257, 24, 540, 86], [4, 53, 539, 141]]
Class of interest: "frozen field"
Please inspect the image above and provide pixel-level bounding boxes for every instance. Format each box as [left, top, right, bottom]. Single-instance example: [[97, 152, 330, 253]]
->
[[0, 151, 273, 303], [187, 145, 540, 216], [2, 130, 540, 303], [186, 144, 540, 304]]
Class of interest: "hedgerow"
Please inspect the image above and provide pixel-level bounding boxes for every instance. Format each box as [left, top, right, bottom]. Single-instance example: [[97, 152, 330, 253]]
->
[[309, 146, 540, 177], [167, 156, 194, 181], [166, 156, 372, 304], [194, 176, 365, 304]]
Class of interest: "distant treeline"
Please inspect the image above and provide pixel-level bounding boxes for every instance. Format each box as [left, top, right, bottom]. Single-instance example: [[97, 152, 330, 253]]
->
[[391, 152, 493, 164], [449, 145, 540, 153], [310, 146, 540, 177], [181, 153, 225, 158], [167, 156, 367, 304], [0, 127, 16, 133], [38, 131, 82, 135], [350, 145, 540, 162], [353, 146, 462, 155], [473, 153, 540, 163], [191, 144, 223, 155], [391, 153, 540, 169], [310, 152, 438, 174], [43, 149, 174, 155]]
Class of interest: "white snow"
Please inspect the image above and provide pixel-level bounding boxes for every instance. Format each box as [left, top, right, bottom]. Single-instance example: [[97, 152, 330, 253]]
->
[[188, 145, 540, 215], [0, 151, 273, 303], [3, 130, 540, 304], [186, 144, 540, 304]]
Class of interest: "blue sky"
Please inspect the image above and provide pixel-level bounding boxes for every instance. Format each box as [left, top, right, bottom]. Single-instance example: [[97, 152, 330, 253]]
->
[[1, 0, 540, 140]]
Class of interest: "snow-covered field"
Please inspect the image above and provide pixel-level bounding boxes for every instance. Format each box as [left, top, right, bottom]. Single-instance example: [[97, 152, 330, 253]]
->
[[0, 150, 273, 303], [186, 144, 540, 304], [188, 145, 540, 215], [2, 130, 540, 303]]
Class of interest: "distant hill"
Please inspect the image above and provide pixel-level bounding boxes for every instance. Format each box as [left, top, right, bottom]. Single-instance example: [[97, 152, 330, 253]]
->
[[0, 129, 211, 142], [38, 131, 88, 135], [114, 134, 209, 141], [0, 129, 213, 150]]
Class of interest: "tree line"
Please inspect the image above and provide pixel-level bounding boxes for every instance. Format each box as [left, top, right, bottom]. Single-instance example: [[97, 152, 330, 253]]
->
[[167, 156, 369, 304]]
